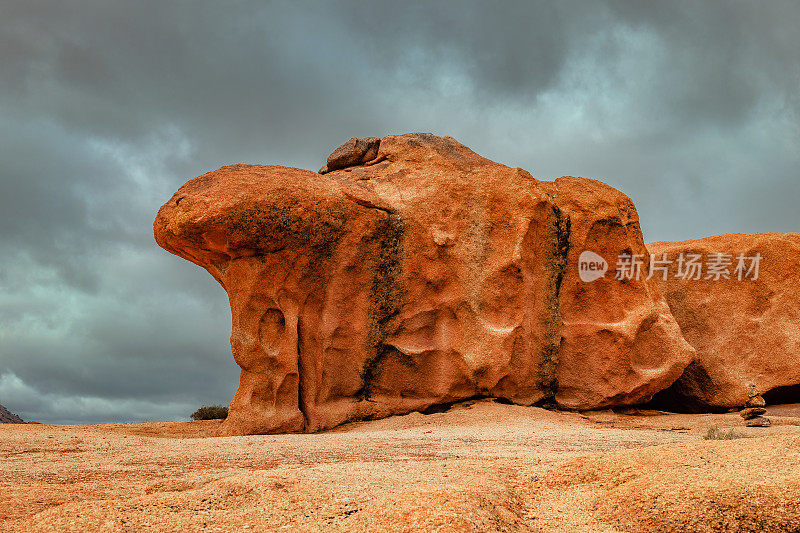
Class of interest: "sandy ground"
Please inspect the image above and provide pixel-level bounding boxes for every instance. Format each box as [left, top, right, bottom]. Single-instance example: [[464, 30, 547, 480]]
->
[[2, 400, 800, 532]]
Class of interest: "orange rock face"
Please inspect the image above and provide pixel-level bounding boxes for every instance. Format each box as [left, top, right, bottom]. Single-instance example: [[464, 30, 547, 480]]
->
[[154, 133, 694, 434], [649, 233, 800, 409], [542, 178, 695, 409]]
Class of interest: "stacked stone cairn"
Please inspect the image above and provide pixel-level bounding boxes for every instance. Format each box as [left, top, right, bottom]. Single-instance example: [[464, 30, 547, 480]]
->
[[741, 384, 770, 427]]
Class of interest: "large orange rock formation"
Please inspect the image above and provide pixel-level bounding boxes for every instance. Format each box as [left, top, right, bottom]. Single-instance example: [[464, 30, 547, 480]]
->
[[649, 233, 800, 410], [154, 133, 694, 435]]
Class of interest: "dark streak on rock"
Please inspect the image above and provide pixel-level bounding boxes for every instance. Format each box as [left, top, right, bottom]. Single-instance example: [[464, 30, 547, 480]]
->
[[538, 205, 571, 403], [358, 213, 405, 400]]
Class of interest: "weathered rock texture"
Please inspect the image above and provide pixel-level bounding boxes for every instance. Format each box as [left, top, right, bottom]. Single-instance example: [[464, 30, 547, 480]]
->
[[0, 404, 23, 424], [540, 178, 695, 409], [649, 233, 800, 410], [154, 133, 694, 435]]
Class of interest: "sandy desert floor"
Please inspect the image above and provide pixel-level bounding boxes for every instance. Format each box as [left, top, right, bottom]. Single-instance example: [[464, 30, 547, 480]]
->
[[3, 400, 800, 532]]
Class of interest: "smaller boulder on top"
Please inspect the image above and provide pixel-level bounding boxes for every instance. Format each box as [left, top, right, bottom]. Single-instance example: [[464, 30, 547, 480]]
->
[[319, 137, 381, 174]]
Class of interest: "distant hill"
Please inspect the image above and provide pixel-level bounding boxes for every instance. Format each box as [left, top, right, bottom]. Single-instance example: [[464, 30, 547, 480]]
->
[[0, 403, 24, 423]]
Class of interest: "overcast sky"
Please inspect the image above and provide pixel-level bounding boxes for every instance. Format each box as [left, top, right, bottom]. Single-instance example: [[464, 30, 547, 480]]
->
[[1, 1, 798, 423]]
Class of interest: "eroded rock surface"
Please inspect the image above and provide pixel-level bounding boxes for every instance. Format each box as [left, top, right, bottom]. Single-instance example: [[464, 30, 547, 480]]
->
[[154, 133, 693, 435], [542, 178, 695, 409], [649, 233, 800, 410]]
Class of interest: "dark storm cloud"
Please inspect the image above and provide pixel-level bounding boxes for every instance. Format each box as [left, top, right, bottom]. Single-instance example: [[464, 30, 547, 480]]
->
[[0, 1, 798, 423]]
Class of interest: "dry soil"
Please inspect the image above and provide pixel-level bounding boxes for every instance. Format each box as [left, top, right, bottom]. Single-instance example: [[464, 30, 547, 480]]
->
[[3, 400, 800, 532]]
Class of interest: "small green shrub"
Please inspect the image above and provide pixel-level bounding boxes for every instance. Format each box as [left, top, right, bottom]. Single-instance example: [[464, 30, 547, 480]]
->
[[191, 405, 228, 421], [703, 427, 742, 440]]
